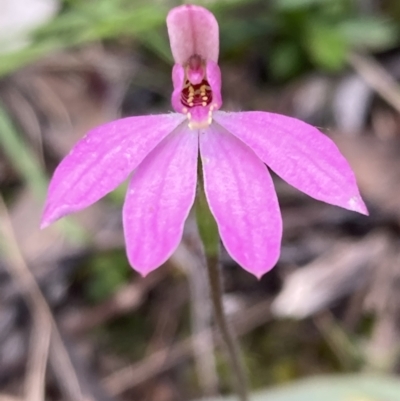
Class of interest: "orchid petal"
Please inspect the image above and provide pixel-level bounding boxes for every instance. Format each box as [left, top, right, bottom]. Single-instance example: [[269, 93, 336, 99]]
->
[[167, 4, 219, 65], [214, 111, 368, 215], [200, 123, 282, 278], [171, 63, 185, 113], [123, 125, 198, 276], [206, 60, 222, 109], [41, 114, 186, 227]]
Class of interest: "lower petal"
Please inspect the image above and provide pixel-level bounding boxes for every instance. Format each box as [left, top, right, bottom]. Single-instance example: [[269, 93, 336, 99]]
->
[[200, 124, 282, 278], [123, 125, 198, 276]]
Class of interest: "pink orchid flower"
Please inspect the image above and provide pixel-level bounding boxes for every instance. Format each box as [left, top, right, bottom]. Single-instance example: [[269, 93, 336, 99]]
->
[[41, 5, 367, 278]]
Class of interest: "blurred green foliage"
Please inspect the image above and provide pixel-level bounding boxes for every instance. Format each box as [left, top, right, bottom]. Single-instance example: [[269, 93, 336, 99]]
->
[[268, 0, 397, 77], [0, 0, 398, 79], [96, 313, 150, 359], [84, 250, 131, 303], [0, 0, 169, 76], [0, 102, 87, 241], [0, 102, 48, 198]]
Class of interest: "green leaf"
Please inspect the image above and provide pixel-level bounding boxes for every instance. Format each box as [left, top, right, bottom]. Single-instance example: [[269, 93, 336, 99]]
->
[[269, 42, 303, 80], [305, 23, 348, 70], [138, 30, 173, 64], [339, 18, 398, 51], [274, 0, 335, 11], [85, 251, 130, 303], [201, 374, 400, 401]]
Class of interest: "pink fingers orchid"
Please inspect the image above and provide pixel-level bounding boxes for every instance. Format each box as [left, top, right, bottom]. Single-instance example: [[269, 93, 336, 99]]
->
[[41, 4, 368, 279]]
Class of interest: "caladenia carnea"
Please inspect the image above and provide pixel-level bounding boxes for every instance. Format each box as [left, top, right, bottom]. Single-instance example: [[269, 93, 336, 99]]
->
[[41, 5, 367, 400], [41, 4, 367, 278]]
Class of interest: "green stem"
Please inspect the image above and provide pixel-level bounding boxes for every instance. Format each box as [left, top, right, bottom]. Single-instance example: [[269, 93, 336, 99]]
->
[[196, 162, 249, 401], [205, 254, 249, 401]]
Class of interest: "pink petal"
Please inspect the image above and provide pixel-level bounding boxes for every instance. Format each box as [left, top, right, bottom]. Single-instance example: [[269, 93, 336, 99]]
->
[[41, 114, 185, 227], [213, 111, 368, 215], [206, 60, 223, 109], [200, 123, 282, 278], [123, 125, 198, 276], [171, 63, 186, 113], [167, 5, 219, 65]]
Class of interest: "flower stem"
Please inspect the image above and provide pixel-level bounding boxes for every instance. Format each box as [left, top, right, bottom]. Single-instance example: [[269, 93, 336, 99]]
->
[[195, 161, 249, 401], [205, 254, 249, 401]]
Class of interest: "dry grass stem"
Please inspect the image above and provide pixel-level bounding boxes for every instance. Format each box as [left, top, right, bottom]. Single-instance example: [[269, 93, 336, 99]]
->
[[0, 196, 89, 401], [348, 52, 400, 114], [102, 298, 271, 396]]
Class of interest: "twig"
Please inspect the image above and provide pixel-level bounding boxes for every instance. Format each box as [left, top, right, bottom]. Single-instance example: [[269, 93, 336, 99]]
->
[[61, 270, 164, 336], [24, 310, 52, 401], [313, 311, 361, 370], [0, 197, 88, 401], [102, 297, 271, 396], [0, 198, 51, 401], [347, 52, 400, 114], [0, 101, 86, 242]]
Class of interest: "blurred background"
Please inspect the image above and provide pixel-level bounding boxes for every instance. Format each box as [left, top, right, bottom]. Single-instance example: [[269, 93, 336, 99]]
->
[[1, 0, 400, 400]]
